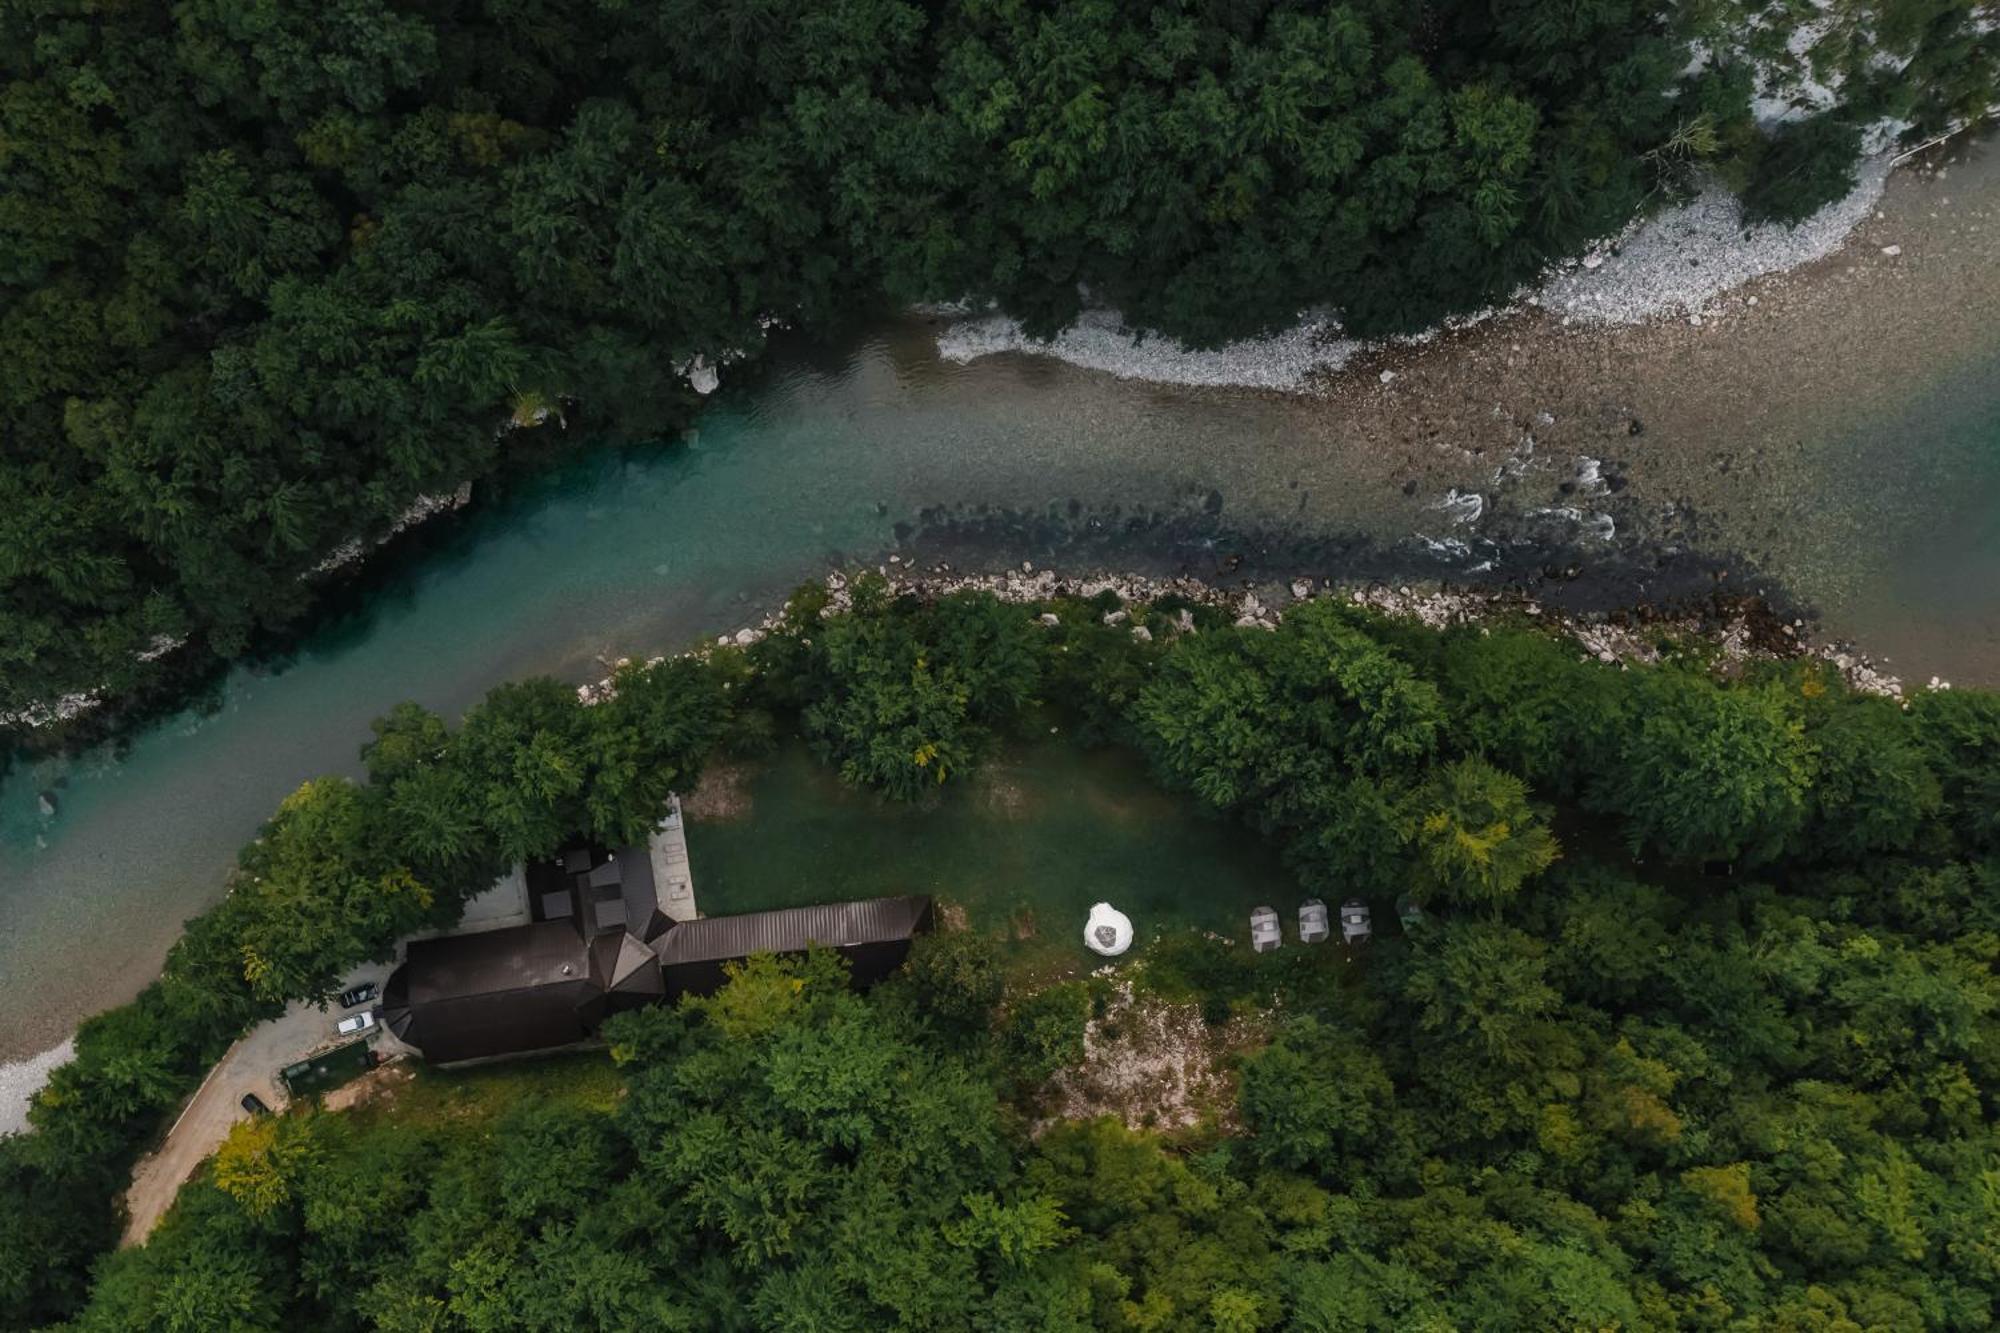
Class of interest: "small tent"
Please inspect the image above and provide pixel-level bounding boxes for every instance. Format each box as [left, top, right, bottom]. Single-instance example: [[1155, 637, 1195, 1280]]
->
[[1340, 899, 1373, 945], [1084, 902, 1133, 956], [1299, 899, 1330, 944]]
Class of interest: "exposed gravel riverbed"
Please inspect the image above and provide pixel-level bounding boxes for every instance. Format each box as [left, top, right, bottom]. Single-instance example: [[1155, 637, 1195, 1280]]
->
[[937, 154, 1905, 383], [927, 140, 2000, 687]]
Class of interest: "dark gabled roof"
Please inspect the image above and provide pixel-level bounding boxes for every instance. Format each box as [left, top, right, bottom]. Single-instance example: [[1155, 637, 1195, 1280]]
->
[[588, 930, 623, 988], [589, 930, 660, 993], [608, 843, 664, 940], [607, 945, 666, 998], [386, 892, 931, 1064], [383, 973, 602, 1064], [654, 896, 933, 967], [399, 920, 592, 1003], [384, 919, 659, 1063]]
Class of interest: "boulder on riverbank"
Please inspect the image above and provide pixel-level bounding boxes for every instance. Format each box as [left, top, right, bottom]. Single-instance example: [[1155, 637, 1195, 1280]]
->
[[686, 356, 720, 395]]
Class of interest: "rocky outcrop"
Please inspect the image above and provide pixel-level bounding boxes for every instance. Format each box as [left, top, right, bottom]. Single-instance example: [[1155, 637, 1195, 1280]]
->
[[685, 356, 720, 395], [309, 482, 475, 578]]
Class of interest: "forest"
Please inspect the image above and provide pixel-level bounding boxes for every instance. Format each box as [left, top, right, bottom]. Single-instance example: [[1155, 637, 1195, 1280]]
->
[[5, 580, 1997, 1329], [5, 0, 1998, 722]]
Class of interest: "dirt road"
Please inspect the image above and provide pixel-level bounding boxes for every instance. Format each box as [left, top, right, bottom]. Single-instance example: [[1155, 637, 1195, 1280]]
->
[[121, 963, 397, 1246]]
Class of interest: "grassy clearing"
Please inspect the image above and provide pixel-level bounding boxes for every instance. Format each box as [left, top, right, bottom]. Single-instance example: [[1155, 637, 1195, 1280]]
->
[[347, 1049, 622, 1131]]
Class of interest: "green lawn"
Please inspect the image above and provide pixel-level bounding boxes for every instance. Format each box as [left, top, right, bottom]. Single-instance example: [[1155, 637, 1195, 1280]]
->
[[350, 1049, 623, 1131], [693, 740, 1301, 958]]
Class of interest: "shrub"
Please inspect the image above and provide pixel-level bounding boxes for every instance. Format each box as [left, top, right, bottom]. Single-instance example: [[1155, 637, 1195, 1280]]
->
[[895, 929, 1004, 1039], [1740, 114, 1863, 225], [1002, 982, 1092, 1082]]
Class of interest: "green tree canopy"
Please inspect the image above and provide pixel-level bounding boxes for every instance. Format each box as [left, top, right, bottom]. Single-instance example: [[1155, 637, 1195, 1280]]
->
[[1404, 756, 1560, 909], [1591, 671, 1816, 863]]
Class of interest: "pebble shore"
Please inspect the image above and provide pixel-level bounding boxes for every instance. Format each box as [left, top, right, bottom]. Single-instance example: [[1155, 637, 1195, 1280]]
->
[[0, 1039, 73, 1138], [578, 562, 1908, 706], [938, 156, 1902, 391]]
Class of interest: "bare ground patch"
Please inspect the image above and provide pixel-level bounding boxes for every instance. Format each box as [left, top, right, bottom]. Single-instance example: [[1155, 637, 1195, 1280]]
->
[[972, 764, 1038, 819], [1036, 978, 1265, 1135], [321, 1059, 416, 1114], [1010, 906, 1039, 941], [683, 760, 754, 820]]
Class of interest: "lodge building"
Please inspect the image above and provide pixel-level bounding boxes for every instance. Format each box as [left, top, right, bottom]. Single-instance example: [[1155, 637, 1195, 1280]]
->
[[381, 824, 931, 1064]]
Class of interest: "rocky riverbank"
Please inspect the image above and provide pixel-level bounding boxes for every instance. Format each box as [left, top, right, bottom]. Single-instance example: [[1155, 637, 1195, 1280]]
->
[[0, 483, 480, 750], [913, 136, 2000, 690], [0, 1039, 73, 1138], [934, 154, 1904, 390], [578, 561, 1909, 707], [308, 482, 475, 577], [11, 145, 1992, 754]]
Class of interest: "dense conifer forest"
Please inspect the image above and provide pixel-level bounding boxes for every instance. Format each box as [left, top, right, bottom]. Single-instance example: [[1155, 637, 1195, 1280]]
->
[[5, 0, 1997, 719], [5, 583, 1997, 1329]]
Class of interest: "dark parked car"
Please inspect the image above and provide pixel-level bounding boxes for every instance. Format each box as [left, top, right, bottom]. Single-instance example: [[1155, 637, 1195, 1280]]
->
[[240, 1092, 271, 1117], [338, 981, 378, 1009]]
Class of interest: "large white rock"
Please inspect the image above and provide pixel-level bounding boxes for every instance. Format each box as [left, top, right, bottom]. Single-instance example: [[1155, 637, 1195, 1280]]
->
[[1084, 902, 1133, 957]]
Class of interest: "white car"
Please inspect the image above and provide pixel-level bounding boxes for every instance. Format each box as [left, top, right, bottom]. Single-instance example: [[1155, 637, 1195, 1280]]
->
[[336, 1009, 377, 1037]]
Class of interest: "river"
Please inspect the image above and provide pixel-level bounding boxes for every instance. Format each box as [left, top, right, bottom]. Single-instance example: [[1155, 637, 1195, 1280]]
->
[[2, 150, 1998, 1075]]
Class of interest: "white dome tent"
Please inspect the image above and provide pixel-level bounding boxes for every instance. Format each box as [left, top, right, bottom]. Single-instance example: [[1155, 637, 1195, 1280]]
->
[[1083, 902, 1133, 957]]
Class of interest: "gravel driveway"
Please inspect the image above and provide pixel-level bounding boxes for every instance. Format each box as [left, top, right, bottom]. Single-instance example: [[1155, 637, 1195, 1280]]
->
[[121, 963, 400, 1246]]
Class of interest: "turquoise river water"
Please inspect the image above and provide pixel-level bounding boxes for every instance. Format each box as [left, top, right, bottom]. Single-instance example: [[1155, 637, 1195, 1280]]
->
[[1, 318, 1996, 1068]]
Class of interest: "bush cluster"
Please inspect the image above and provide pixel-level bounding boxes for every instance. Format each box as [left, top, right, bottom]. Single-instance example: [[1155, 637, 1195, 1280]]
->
[[12, 584, 2000, 1329]]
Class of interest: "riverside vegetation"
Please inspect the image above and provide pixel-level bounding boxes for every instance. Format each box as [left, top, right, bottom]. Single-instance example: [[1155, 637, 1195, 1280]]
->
[[4, 580, 1998, 1329], [6, 0, 1999, 722]]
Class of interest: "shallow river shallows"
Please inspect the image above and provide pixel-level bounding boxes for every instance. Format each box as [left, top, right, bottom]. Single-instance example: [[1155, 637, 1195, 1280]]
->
[[1, 314, 1997, 1077]]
